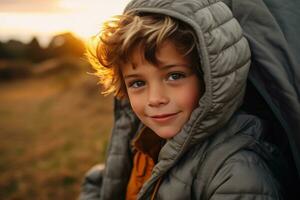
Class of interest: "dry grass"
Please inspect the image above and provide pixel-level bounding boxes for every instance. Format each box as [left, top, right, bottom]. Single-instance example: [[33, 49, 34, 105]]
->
[[0, 61, 113, 200]]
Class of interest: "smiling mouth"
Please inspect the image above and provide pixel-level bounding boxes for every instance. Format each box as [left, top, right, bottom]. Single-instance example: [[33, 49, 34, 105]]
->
[[149, 112, 180, 122]]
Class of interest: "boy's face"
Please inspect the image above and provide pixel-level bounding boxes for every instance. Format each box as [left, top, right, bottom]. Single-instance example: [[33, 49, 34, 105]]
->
[[122, 41, 201, 139]]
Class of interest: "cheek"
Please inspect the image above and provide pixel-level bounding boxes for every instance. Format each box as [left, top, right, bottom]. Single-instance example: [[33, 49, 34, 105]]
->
[[178, 96, 197, 111], [128, 94, 144, 116], [177, 84, 201, 110]]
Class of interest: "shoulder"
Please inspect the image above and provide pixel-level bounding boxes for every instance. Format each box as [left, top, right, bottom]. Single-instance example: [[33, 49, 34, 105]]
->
[[215, 150, 276, 186], [205, 149, 282, 199]]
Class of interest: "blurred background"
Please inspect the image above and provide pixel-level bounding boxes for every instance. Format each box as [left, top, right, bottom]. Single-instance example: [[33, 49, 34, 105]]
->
[[0, 0, 130, 199]]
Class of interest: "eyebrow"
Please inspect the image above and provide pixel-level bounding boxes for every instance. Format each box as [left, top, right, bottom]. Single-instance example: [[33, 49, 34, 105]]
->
[[161, 64, 187, 69], [123, 63, 190, 79], [123, 74, 140, 79]]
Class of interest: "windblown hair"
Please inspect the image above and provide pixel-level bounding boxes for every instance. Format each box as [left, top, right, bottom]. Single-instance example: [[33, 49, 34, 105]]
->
[[86, 12, 199, 98]]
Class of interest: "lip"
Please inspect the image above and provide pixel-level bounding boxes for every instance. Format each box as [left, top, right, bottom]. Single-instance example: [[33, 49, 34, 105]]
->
[[149, 112, 180, 123]]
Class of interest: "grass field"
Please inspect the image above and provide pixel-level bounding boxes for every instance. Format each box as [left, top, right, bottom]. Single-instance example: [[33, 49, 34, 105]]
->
[[0, 61, 113, 200]]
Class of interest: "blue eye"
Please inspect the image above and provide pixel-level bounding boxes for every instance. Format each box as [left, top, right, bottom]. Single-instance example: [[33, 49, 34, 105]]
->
[[168, 73, 186, 81], [129, 80, 145, 88]]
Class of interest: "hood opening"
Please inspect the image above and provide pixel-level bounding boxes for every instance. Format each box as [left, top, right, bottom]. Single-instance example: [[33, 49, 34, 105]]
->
[[241, 79, 300, 184]]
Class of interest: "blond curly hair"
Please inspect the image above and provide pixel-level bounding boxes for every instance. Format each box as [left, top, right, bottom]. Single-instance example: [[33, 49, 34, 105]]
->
[[86, 12, 200, 98]]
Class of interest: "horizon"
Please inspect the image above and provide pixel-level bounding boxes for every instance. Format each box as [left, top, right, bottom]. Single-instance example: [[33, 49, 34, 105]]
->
[[0, 31, 85, 48], [0, 0, 131, 47]]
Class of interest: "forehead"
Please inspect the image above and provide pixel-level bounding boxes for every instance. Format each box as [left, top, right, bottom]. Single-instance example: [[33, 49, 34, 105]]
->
[[124, 40, 192, 71]]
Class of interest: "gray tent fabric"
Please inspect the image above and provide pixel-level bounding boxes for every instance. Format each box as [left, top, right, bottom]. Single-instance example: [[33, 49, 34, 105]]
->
[[263, 0, 300, 66], [222, 0, 300, 177]]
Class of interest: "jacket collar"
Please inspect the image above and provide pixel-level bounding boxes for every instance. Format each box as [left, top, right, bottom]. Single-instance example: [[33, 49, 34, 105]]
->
[[131, 126, 165, 163]]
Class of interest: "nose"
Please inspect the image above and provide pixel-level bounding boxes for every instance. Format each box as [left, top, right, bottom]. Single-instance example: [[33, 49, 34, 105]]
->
[[148, 84, 169, 107]]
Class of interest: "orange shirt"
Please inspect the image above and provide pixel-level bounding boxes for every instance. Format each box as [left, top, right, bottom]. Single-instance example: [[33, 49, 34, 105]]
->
[[126, 127, 165, 200]]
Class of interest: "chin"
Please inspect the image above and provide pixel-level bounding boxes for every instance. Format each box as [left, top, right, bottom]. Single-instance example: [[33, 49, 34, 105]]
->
[[154, 128, 180, 139]]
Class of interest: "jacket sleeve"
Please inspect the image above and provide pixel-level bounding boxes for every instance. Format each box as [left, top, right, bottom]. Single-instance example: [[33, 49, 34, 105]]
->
[[207, 150, 283, 200], [79, 164, 105, 200]]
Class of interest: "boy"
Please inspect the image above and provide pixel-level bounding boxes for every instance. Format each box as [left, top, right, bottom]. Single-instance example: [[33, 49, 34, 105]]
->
[[81, 0, 286, 199]]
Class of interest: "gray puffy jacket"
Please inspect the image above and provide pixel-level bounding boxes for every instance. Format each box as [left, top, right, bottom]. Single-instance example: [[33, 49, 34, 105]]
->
[[80, 0, 288, 199]]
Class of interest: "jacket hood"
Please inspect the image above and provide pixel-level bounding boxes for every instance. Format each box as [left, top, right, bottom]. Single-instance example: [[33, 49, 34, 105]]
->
[[122, 0, 250, 174]]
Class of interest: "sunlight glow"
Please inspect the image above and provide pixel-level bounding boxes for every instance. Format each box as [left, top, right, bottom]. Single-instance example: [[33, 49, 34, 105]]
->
[[0, 0, 131, 46], [59, 0, 87, 11]]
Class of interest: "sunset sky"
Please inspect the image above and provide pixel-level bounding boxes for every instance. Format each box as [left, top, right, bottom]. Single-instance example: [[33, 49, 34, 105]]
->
[[0, 0, 131, 46]]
